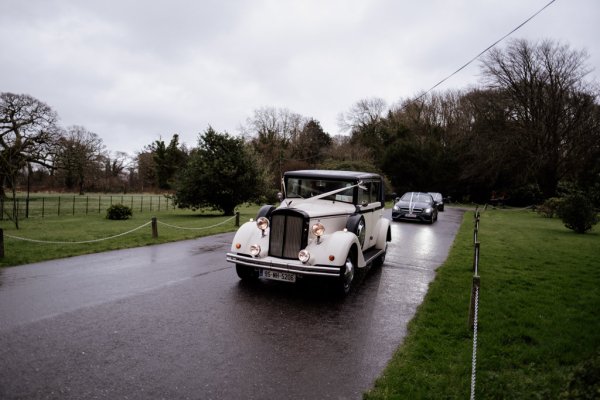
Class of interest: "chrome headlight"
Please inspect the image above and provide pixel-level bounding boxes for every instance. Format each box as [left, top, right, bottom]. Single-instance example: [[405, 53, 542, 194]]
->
[[311, 222, 325, 237], [424, 208, 432, 214], [393, 205, 399, 211], [250, 244, 261, 257], [298, 249, 310, 263], [256, 217, 269, 231]]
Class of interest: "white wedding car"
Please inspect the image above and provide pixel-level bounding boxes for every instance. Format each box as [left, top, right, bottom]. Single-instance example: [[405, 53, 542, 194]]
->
[[226, 170, 391, 294]]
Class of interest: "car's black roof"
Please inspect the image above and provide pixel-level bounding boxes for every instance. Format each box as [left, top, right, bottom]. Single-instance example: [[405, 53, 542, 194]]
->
[[284, 170, 381, 181]]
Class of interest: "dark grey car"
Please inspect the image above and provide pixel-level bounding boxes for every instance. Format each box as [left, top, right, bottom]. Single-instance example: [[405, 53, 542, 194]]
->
[[392, 192, 438, 224]]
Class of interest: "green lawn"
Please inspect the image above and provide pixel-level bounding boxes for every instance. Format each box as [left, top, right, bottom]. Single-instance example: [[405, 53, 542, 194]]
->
[[365, 209, 600, 399], [0, 204, 260, 267]]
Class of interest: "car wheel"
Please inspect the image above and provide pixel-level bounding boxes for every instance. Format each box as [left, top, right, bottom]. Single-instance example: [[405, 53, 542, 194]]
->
[[338, 253, 355, 295], [236, 264, 258, 280]]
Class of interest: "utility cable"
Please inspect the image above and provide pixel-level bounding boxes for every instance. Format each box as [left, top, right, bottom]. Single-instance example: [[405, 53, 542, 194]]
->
[[415, 0, 558, 101]]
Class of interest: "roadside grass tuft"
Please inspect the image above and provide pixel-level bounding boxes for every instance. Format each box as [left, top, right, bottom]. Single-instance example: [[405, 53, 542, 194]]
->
[[365, 209, 600, 399]]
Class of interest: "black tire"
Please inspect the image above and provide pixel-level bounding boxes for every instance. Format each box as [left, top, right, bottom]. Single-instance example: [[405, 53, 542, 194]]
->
[[337, 253, 355, 295], [236, 264, 259, 280]]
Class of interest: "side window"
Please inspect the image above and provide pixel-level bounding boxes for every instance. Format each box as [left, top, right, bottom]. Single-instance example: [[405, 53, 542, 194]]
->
[[358, 181, 371, 205], [358, 180, 381, 205], [371, 181, 381, 204]]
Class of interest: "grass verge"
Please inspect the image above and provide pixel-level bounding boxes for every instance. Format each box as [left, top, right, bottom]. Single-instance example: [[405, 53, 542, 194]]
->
[[365, 209, 600, 399], [0, 204, 260, 267]]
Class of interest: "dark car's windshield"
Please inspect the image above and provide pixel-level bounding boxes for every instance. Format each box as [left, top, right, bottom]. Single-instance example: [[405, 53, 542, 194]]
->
[[286, 178, 354, 203], [429, 193, 442, 201], [400, 192, 432, 203]]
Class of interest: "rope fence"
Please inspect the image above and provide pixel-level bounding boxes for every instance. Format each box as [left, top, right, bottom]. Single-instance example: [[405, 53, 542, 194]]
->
[[156, 215, 237, 231], [468, 206, 482, 400], [0, 213, 240, 252]]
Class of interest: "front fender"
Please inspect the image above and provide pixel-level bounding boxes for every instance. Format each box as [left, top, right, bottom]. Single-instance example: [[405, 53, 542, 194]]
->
[[309, 231, 366, 268], [374, 217, 392, 249], [230, 221, 270, 257]]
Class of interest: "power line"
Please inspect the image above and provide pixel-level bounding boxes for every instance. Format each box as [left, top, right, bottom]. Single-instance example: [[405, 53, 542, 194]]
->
[[414, 0, 558, 101]]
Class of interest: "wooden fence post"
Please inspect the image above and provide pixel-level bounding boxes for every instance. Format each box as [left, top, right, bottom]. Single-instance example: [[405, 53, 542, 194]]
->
[[0, 228, 4, 258], [235, 212, 240, 227], [473, 242, 480, 274], [152, 217, 158, 238]]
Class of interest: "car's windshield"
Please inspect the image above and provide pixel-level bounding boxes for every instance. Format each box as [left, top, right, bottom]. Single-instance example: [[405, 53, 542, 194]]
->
[[429, 193, 441, 201], [400, 192, 432, 203], [286, 178, 354, 203]]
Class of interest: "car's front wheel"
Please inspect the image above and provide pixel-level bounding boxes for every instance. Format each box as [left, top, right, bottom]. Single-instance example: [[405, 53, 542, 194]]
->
[[337, 253, 355, 295], [236, 264, 259, 280]]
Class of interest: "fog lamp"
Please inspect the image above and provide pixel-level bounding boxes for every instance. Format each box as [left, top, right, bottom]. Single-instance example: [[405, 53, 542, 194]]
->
[[250, 244, 261, 257], [298, 249, 310, 263]]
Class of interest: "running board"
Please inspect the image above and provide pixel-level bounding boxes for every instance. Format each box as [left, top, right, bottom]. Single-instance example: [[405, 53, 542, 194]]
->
[[363, 248, 385, 265]]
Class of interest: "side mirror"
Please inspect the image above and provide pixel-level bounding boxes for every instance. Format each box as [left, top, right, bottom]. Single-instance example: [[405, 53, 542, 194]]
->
[[395, 197, 400, 203], [277, 192, 284, 202]]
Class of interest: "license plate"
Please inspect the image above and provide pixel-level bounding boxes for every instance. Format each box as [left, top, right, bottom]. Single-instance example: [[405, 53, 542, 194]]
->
[[407, 213, 416, 218], [261, 270, 296, 282]]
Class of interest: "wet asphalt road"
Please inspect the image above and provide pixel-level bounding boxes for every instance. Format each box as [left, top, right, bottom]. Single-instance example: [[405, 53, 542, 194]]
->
[[0, 207, 464, 400]]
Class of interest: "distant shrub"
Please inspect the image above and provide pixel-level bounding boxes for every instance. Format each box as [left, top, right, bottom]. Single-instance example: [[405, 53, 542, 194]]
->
[[537, 197, 564, 218], [557, 193, 598, 233], [106, 204, 133, 220]]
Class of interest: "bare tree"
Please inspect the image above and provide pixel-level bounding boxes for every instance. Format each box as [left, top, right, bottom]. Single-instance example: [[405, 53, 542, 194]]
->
[[246, 107, 305, 145], [337, 97, 387, 133], [481, 38, 599, 197], [244, 107, 307, 187], [54, 125, 106, 195], [337, 98, 388, 162], [0, 93, 61, 226]]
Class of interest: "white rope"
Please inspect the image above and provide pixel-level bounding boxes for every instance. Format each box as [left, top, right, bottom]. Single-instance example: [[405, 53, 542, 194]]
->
[[470, 286, 480, 400], [4, 221, 152, 244], [156, 215, 237, 230]]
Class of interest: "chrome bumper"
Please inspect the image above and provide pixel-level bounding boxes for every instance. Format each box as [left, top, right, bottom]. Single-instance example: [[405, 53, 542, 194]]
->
[[226, 253, 341, 278]]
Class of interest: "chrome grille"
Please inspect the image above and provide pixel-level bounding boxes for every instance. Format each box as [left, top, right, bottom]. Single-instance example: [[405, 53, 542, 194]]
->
[[400, 207, 423, 213], [269, 212, 307, 259]]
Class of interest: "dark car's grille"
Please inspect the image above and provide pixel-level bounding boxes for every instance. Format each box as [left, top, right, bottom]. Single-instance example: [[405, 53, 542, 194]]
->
[[400, 207, 423, 214], [269, 211, 308, 259]]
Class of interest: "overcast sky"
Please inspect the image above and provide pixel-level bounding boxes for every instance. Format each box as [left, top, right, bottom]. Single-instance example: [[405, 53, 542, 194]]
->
[[1, 0, 599, 156]]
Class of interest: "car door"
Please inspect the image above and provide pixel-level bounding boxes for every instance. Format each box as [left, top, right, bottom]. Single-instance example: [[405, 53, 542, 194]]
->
[[357, 179, 383, 250]]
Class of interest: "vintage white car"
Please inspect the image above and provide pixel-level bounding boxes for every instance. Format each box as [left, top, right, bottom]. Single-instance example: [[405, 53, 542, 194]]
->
[[226, 170, 391, 294]]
